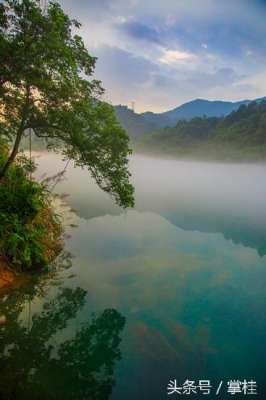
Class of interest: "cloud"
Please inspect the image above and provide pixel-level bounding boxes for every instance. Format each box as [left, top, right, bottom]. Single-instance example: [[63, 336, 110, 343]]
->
[[58, 0, 266, 111], [92, 46, 159, 108], [92, 45, 248, 112], [159, 49, 197, 65], [94, 46, 157, 85], [148, 67, 242, 97], [60, 0, 119, 20], [118, 20, 161, 44]]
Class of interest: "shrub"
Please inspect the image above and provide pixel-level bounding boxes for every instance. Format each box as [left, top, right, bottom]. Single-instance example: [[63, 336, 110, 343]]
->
[[0, 151, 62, 271]]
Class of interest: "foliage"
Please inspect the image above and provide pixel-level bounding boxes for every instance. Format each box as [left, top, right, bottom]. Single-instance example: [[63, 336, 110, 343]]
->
[[214, 101, 266, 145], [0, 282, 126, 400], [0, 152, 62, 270], [0, 0, 134, 207], [136, 101, 266, 160]]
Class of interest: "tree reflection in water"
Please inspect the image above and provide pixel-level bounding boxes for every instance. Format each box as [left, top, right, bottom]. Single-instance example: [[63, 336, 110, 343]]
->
[[0, 278, 126, 400]]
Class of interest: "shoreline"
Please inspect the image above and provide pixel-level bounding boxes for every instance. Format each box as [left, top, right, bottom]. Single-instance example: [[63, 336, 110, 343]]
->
[[0, 257, 28, 291]]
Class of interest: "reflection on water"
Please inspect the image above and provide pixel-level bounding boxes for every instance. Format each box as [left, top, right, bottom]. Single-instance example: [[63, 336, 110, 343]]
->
[[0, 277, 126, 400], [35, 153, 266, 256], [1, 152, 266, 399]]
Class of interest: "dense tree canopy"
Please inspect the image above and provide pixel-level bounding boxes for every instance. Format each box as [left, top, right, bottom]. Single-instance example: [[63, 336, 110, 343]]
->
[[0, 0, 134, 207], [137, 101, 266, 160]]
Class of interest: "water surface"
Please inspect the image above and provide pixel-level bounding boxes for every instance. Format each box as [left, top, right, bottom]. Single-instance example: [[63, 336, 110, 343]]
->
[[1, 153, 266, 399]]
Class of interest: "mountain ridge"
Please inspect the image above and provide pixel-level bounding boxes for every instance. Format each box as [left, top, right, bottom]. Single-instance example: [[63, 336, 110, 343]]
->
[[135, 100, 266, 161], [114, 96, 266, 137], [140, 97, 266, 127]]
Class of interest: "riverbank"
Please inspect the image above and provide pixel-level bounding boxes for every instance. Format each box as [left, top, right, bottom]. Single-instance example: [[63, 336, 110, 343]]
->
[[0, 147, 63, 273], [0, 257, 28, 291], [0, 258, 14, 289]]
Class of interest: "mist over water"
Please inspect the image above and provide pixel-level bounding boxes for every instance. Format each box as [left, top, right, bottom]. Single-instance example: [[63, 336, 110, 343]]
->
[[2, 151, 266, 400], [35, 152, 266, 256]]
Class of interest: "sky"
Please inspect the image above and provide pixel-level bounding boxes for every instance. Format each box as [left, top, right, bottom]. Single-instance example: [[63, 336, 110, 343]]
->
[[59, 0, 266, 113]]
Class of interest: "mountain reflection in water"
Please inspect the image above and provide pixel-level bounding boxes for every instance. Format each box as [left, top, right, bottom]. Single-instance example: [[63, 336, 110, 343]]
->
[[35, 153, 266, 257], [2, 152, 265, 400]]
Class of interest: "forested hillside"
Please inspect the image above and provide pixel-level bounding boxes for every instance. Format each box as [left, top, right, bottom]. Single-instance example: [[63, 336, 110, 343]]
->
[[140, 97, 266, 127], [135, 101, 266, 160], [115, 97, 266, 137], [114, 105, 157, 137]]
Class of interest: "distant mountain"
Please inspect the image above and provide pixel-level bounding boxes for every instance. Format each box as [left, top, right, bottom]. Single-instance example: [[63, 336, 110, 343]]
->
[[114, 97, 266, 138], [136, 100, 266, 161], [114, 105, 157, 138], [140, 97, 266, 128]]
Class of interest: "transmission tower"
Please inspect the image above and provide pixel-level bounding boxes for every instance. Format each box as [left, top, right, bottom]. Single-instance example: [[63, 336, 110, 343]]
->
[[131, 101, 135, 112]]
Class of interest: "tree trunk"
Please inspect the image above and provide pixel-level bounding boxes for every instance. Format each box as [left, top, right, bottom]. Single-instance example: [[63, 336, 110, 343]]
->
[[0, 86, 30, 181], [0, 127, 24, 180]]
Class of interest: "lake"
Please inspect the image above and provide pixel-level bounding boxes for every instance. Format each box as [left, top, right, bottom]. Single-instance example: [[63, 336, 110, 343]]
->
[[1, 153, 266, 399]]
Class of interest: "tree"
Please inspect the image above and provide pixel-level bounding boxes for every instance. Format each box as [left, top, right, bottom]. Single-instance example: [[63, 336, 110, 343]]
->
[[0, 0, 134, 207], [0, 281, 126, 400]]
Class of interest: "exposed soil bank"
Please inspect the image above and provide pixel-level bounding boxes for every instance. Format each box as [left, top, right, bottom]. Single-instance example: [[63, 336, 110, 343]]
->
[[0, 257, 27, 291]]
